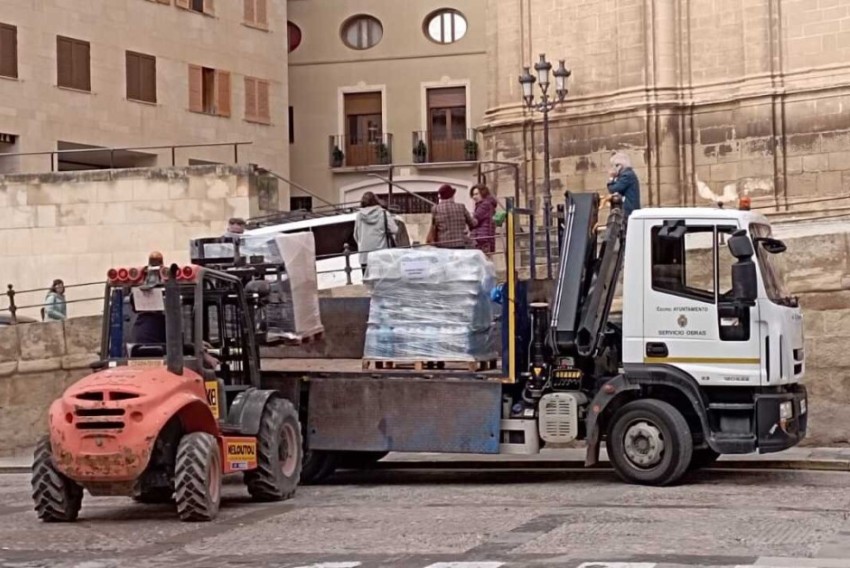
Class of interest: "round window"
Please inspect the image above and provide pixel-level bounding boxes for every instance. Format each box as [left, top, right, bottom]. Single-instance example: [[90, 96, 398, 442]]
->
[[288, 22, 302, 53], [341, 15, 383, 50], [425, 9, 468, 44]]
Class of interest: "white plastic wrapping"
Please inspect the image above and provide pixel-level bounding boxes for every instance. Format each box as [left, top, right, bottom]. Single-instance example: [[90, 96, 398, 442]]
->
[[363, 247, 498, 361], [273, 232, 323, 340]]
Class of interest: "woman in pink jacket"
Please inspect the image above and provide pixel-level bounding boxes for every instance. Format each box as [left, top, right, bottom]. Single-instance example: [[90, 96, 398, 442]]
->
[[470, 184, 497, 255]]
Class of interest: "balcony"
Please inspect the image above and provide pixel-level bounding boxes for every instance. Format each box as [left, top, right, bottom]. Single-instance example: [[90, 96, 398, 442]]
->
[[412, 129, 478, 164], [329, 134, 393, 169]]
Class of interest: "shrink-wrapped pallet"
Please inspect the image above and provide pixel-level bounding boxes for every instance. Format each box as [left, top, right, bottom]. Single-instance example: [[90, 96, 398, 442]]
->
[[363, 247, 498, 362]]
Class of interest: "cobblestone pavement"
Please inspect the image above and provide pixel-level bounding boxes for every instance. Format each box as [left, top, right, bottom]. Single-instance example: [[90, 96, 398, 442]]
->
[[2, 467, 850, 567]]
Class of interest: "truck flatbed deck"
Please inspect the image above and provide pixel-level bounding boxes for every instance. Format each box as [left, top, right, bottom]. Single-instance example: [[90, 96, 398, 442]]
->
[[261, 358, 507, 382]]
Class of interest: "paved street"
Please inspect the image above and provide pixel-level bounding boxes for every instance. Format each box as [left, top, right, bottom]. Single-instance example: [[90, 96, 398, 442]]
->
[[1, 466, 850, 567]]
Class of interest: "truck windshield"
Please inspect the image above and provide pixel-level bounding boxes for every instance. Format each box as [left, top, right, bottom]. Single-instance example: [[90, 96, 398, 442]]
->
[[750, 223, 793, 306]]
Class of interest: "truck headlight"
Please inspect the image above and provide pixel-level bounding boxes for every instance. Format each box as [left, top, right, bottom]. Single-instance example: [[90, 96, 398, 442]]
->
[[800, 399, 807, 415], [780, 401, 793, 421]]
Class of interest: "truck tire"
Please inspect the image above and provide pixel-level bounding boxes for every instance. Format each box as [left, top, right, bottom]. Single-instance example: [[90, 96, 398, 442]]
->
[[607, 399, 693, 486], [244, 398, 302, 501], [688, 448, 720, 471], [31, 437, 83, 523], [336, 451, 389, 470], [174, 432, 221, 522], [300, 450, 338, 484]]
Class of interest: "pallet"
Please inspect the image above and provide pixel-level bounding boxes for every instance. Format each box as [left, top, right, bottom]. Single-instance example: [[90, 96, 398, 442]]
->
[[281, 330, 325, 345], [362, 359, 499, 372]]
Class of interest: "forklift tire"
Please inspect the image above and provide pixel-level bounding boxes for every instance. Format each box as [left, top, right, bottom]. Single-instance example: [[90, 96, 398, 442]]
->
[[688, 448, 720, 471], [607, 399, 693, 487], [300, 451, 338, 485], [244, 398, 303, 501], [31, 437, 83, 523], [174, 432, 222, 522]]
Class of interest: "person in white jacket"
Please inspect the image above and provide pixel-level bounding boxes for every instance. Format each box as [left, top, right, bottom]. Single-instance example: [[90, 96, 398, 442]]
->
[[354, 192, 398, 276]]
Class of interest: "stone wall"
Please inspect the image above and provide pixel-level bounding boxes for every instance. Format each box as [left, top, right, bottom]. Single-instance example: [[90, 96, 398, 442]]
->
[[0, 164, 279, 319]]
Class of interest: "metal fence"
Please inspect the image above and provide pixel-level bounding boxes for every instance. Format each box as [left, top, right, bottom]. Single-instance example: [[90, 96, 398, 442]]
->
[[1, 281, 103, 324]]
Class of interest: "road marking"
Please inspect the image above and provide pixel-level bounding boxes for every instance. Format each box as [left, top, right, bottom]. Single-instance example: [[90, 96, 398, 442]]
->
[[291, 563, 362, 568], [578, 564, 656, 568], [423, 563, 504, 568]]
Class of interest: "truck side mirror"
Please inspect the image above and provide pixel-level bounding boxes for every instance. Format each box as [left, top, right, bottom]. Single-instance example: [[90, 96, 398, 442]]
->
[[755, 237, 786, 254], [727, 230, 755, 259], [731, 260, 758, 304]]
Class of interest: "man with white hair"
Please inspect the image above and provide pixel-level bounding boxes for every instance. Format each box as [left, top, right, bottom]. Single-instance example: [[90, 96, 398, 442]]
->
[[606, 151, 641, 219]]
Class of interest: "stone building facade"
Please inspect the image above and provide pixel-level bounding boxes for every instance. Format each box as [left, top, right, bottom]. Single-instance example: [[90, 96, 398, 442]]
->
[[481, 0, 850, 214]]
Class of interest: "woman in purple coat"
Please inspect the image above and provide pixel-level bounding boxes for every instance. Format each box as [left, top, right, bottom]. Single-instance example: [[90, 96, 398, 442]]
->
[[470, 184, 497, 255]]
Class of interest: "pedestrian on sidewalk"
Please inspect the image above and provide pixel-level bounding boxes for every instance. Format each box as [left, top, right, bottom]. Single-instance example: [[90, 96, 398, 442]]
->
[[42, 279, 67, 321], [470, 184, 498, 255], [354, 191, 398, 276], [427, 184, 476, 249]]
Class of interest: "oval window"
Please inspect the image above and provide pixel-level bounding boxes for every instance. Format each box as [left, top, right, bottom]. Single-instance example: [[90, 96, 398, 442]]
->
[[341, 15, 383, 50], [288, 22, 302, 52], [425, 9, 468, 44]]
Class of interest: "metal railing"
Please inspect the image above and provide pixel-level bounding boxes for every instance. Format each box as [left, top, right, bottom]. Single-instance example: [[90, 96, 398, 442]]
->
[[1, 281, 104, 324], [412, 129, 478, 163], [328, 134, 394, 168], [0, 142, 252, 174]]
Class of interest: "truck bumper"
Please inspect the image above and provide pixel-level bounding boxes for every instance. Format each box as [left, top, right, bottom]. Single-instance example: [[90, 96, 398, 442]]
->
[[756, 384, 808, 454]]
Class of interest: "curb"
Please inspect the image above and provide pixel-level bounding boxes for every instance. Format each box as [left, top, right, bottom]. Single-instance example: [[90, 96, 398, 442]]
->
[[0, 466, 30, 474]]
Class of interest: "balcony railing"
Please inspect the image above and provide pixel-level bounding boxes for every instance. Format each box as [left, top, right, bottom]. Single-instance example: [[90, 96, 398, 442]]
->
[[412, 129, 478, 164], [329, 134, 393, 168]]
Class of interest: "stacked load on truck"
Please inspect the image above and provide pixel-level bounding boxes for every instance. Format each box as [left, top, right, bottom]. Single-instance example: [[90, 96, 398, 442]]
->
[[362, 247, 498, 366], [240, 232, 324, 343]]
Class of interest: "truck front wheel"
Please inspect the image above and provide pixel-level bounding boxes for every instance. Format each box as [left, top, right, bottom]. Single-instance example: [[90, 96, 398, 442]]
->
[[607, 399, 693, 486]]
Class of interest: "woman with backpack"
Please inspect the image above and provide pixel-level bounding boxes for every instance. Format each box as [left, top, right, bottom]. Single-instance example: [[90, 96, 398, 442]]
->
[[354, 192, 398, 276], [43, 279, 67, 321]]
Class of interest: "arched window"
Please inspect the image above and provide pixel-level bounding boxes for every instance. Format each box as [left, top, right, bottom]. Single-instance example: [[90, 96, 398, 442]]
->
[[287, 22, 302, 52], [341, 15, 383, 50], [424, 9, 467, 44]]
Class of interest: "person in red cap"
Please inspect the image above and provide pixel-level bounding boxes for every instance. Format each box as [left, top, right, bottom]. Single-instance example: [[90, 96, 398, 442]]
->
[[427, 184, 476, 248]]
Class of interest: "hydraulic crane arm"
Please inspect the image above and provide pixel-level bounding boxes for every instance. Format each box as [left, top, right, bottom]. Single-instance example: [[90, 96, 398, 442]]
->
[[550, 192, 626, 357]]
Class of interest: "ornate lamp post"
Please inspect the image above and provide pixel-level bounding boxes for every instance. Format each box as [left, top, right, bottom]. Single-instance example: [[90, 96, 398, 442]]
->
[[519, 54, 571, 278]]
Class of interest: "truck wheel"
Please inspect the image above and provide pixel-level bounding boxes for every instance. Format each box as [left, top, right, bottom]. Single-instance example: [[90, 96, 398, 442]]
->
[[174, 432, 221, 522], [688, 448, 720, 471], [301, 450, 338, 484], [245, 398, 303, 501], [607, 399, 693, 486], [31, 437, 83, 522], [336, 451, 389, 470]]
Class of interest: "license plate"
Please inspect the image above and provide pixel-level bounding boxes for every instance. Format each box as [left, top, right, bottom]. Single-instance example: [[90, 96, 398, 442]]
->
[[128, 359, 164, 368]]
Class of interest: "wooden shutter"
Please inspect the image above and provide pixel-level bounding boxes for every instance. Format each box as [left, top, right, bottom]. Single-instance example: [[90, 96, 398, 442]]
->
[[256, 0, 268, 27], [204, 0, 215, 15], [215, 69, 230, 117], [0, 24, 17, 79], [156, 0, 171, 4], [188, 64, 203, 112], [72, 40, 90, 91], [257, 80, 270, 123], [56, 36, 73, 88], [126, 52, 140, 100], [140, 54, 156, 103], [175, 0, 190, 9], [244, 77, 257, 121], [243, 0, 255, 24]]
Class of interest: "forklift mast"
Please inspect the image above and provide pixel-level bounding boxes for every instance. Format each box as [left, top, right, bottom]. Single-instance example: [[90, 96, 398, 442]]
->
[[550, 193, 626, 358]]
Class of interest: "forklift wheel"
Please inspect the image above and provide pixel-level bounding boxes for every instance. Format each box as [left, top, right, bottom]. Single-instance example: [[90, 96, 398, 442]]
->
[[244, 398, 303, 501], [31, 437, 83, 523], [174, 432, 222, 522], [606, 399, 693, 487]]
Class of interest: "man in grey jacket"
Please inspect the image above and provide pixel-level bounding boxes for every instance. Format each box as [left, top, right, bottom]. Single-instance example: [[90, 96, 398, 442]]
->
[[354, 192, 398, 276]]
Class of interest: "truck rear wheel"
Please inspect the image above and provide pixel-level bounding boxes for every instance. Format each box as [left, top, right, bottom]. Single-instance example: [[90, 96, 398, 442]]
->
[[31, 437, 83, 522], [607, 399, 693, 486], [175, 432, 221, 522], [244, 398, 303, 501], [301, 451, 338, 484]]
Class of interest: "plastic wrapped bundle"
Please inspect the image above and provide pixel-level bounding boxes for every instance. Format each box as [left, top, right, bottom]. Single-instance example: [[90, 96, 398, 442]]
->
[[363, 247, 498, 362]]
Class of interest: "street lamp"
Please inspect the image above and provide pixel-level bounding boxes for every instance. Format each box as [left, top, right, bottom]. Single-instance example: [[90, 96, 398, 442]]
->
[[519, 53, 571, 278]]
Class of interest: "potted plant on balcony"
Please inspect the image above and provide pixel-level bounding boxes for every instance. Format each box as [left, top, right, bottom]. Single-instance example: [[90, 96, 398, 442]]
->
[[331, 146, 344, 168], [413, 140, 428, 164], [377, 143, 391, 165], [464, 139, 479, 161]]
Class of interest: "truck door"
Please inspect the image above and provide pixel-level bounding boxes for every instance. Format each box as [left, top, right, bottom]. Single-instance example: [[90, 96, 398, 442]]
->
[[643, 220, 762, 387]]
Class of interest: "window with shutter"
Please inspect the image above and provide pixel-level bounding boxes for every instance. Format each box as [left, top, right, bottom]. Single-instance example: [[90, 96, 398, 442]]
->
[[257, 80, 270, 123], [72, 40, 91, 91], [243, 0, 255, 25], [126, 52, 140, 100], [256, 0, 267, 28], [188, 64, 203, 112], [0, 23, 17, 79], [175, 0, 190, 8], [215, 70, 230, 117], [244, 77, 257, 121], [56, 37, 73, 88], [57, 36, 90, 91], [127, 51, 156, 103]]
